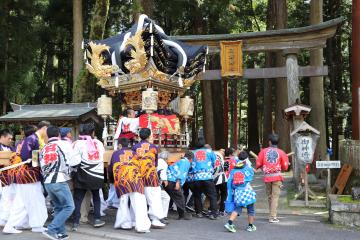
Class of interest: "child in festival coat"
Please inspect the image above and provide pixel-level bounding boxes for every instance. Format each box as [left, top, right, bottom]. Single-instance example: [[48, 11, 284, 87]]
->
[[224, 151, 257, 233]]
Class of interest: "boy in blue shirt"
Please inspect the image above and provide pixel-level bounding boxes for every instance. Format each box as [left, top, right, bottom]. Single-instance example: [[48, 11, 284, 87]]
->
[[164, 151, 193, 220], [224, 151, 257, 233]]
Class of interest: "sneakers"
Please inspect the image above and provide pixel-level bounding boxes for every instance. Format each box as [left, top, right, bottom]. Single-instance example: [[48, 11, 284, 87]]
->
[[224, 223, 236, 233], [218, 211, 226, 217], [42, 230, 59, 240], [185, 205, 195, 212], [57, 234, 69, 240], [160, 218, 169, 224], [151, 219, 166, 229], [202, 210, 210, 217], [269, 218, 280, 223], [246, 224, 257, 232], [72, 223, 79, 231], [93, 219, 106, 228], [178, 213, 192, 220], [208, 214, 217, 220], [195, 213, 204, 218]]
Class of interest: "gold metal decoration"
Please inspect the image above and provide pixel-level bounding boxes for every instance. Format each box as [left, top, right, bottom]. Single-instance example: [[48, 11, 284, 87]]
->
[[184, 78, 196, 87], [220, 40, 243, 77], [123, 91, 142, 107], [124, 30, 148, 74], [141, 67, 169, 82], [86, 42, 120, 84], [158, 91, 172, 108]]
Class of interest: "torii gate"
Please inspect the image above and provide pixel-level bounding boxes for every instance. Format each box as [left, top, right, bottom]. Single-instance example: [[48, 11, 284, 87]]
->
[[172, 17, 342, 183], [172, 17, 342, 147]]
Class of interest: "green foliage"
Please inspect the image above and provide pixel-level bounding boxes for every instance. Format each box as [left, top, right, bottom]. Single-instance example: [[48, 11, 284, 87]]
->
[[338, 195, 360, 204]]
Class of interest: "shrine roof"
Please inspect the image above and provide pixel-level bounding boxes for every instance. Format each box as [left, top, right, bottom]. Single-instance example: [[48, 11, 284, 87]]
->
[[0, 103, 100, 123]]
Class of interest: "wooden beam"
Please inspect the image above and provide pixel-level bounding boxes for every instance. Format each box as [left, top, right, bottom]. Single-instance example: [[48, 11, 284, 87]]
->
[[171, 18, 343, 52], [197, 66, 328, 80]]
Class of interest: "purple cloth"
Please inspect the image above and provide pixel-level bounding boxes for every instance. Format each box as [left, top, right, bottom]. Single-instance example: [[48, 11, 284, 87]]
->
[[20, 133, 40, 162], [132, 140, 158, 158], [0, 143, 15, 152], [108, 147, 134, 183]]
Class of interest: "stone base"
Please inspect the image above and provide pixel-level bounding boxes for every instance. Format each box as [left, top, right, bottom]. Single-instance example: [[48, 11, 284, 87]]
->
[[329, 194, 360, 227], [289, 200, 326, 208]]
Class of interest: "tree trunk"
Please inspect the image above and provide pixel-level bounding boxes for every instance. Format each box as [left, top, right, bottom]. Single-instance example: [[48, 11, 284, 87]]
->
[[325, 0, 343, 158], [201, 81, 216, 147], [262, 0, 277, 147], [248, 57, 259, 153], [232, 80, 238, 148], [72, 0, 83, 101], [272, 0, 290, 152], [310, 0, 327, 162], [212, 80, 225, 149], [73, 0, 109, 102], [262, 53, 274, 147], [248, 79, 259, 152], [224, 78, 229, 147], [140, 0, 154, 17], [352, 0, 360, 139], [132, 0, 154, 22]]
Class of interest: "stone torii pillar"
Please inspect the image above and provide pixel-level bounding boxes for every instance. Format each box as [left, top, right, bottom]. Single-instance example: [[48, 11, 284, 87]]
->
[[284, 49, 301, 185], [284, 49, 300, 106]]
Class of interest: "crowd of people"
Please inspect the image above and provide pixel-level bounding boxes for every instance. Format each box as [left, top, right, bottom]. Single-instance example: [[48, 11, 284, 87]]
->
[[0, 121, 289, 240]]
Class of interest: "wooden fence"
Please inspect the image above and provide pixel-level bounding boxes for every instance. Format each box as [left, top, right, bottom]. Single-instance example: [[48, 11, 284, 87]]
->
[[339, 140, 360, 177]]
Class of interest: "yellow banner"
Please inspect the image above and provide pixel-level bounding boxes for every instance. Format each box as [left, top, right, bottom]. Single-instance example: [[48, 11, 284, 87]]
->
[[220, 40, 243, 77]]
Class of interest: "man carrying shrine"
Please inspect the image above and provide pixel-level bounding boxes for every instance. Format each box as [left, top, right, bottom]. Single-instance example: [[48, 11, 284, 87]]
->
[[132, 128, 165, 229], [109, 137, 151, 233]]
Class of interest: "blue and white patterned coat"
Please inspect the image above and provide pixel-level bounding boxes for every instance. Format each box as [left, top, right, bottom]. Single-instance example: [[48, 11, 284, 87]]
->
[[226, 165, 256, 207], [167, 157, 191, 186], [192, 148, 216, 181]]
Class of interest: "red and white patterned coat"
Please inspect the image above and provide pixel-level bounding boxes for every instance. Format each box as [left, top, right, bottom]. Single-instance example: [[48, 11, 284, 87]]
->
[[256, 147, 289, 183]]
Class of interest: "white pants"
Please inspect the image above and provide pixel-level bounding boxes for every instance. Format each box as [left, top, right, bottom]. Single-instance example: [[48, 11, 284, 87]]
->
[[114, 192, 151, 232], [0, 184, 16, 224], [80, 191, 91, 222], [5, 182, 47, 230], [99, 189, 107, 216], [144, 186, 164, 221], [106, 184, 120, 208], [161, 190, 170, 218]]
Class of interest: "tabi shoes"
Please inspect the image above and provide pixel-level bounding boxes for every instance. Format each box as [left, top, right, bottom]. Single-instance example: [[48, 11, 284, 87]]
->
[[151, 219, 166, 229]]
